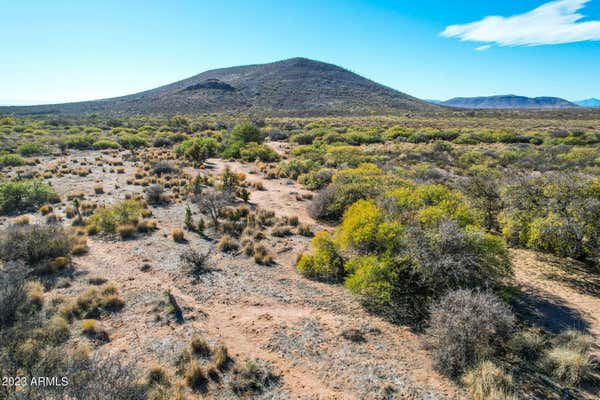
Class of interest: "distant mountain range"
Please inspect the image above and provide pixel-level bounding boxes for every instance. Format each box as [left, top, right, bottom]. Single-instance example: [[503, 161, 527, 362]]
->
[[438, 95, 579, 109], [0, 58, 440, 116], [574, 98, 600, 108]]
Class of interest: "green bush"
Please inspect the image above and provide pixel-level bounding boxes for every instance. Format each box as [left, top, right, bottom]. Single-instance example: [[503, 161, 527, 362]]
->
[[304, 181, 512, 324], [64, 134, 95, 149], [118, 134, 148, 149], [17, 142, 45, 156], [500, 174, 600, 262], [0, 180, 59, 215], [297, 232, 344, 282], [222, 123, 263, 158], [92, 139, 121, 149], [239, 143, 279, 162], [176, 137, 219, 166], [88, 200, 144, 234], [279, 158, 321, 180], [0, 154, 25, 167]]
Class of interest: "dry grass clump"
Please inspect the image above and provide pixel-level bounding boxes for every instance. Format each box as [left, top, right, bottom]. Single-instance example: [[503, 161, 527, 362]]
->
[[12, 215, 30, 225], [213, 343, 230, 371], [462, 361, 517, 400], [252, 243, 273, 265], [117, 224, 136, 239], [541, 330, 594, 386], [271, 223, 292, 237], [250, 181, 265, 191], [45, 212, 60, 223], [58, 283, 124, 320], [80, 318, 110, 340], [172, 228, 185, 242], [508, 328, 545, 361], [137, 218, 158, 233], [39, 204, 53, 215], [217, 234, 239, 252], [190, 335, 211, 357], [71, 238, 89, 255], [256, 208, 276, 226], [230, 359, 280, 395], [145, 364, 171, 387], [24, 280, 44, 309], [185, 361, 208, 391], [93, 184, 104, 194], [297, 223, 313, 237]]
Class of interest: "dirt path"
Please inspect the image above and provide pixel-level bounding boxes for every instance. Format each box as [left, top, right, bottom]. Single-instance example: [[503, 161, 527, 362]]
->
[[511, 249, 600, 350]]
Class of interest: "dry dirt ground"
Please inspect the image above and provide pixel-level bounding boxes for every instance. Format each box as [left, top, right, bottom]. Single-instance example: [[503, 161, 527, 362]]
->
[[1, 149, 463, 399], [2, 146, 599, 399]]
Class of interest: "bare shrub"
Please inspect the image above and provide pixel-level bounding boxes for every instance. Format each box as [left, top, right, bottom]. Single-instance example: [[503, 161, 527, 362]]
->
[[0, 276, 27, 328], [0, 224, 73, 272], [180, 247, 211, 276], [308, 186, 335, 220], [145, 184, 167, 205], [424, 289, 515, 378]]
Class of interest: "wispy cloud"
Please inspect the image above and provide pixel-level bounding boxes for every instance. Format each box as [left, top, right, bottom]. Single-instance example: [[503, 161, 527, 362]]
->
[[441, 0, 600, 48]]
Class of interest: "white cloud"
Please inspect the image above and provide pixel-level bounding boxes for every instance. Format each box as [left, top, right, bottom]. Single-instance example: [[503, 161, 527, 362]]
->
[[441, 0, 600, 48], [475, 45, 492, 51]]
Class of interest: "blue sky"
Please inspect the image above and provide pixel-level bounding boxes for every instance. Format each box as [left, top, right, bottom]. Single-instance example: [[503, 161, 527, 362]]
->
[[1, 0, 599, 105]]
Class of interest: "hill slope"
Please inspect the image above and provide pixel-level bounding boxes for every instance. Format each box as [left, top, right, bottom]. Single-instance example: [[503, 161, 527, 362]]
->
[[0, 58, 440, 116], [442, 95, 579, 109], [574, 98, 600, 108]]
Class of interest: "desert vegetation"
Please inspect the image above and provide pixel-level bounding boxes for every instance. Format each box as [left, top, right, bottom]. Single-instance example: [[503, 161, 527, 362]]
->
[[0, 112, 599, 399]]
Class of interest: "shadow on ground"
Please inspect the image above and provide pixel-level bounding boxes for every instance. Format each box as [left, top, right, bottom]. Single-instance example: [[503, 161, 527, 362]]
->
[[512, 285, 591, 334]]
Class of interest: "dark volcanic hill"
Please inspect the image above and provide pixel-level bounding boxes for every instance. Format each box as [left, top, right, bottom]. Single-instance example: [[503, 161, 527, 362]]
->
[[442, 95, 579, 109], [1, 58, 440, 116]]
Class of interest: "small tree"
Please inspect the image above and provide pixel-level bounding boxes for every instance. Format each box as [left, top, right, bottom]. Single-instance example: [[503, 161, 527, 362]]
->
[[184, 206, 194, 230], [221, 167, 239, 199], [197, 188, 226, 228]]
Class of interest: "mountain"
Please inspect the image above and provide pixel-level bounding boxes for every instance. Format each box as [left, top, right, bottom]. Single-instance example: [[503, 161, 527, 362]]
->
[[441, 95, 579, 109], [574, 98, 600, 108], [0, 58, 440, 116], [424, 99, 444, 104]]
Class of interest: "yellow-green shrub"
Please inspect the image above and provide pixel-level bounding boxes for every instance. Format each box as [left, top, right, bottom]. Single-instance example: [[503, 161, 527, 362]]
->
[[88, 200, 144, 234], [297, 231, 344, 281]]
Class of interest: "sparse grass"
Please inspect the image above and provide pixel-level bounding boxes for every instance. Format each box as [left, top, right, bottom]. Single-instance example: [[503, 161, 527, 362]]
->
[[230, 359, 279, 395]]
